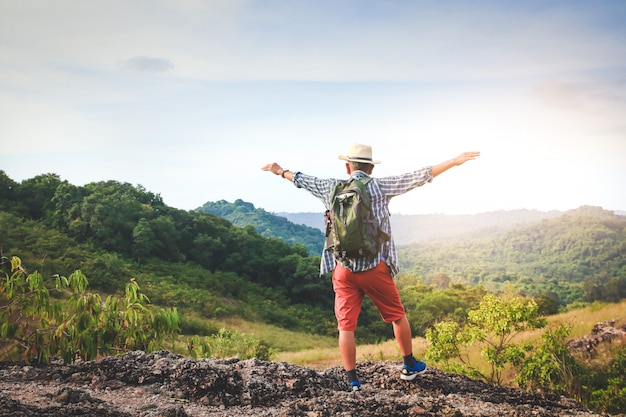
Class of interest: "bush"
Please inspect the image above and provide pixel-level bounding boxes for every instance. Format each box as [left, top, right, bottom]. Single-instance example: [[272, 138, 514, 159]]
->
[[186, 328, 274, 361], [587, 346, 626, 414], [516, 324, 583, 395], [426, 293, 546, 384], [0, 256, 179, 363], [178, 315, 220, 336]]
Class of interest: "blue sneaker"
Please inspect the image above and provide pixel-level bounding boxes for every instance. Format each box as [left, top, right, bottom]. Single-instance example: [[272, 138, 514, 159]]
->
[[350, 381, 361, 392], [401, 359, 427, 381]]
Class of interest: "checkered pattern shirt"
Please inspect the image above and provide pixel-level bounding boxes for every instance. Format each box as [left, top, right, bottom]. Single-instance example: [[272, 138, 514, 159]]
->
[[292, 167, 433, 277]]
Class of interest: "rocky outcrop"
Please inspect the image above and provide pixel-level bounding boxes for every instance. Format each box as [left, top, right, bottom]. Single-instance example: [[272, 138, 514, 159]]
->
[[567, 320, 626, 358], [0, 350, 606, 417]]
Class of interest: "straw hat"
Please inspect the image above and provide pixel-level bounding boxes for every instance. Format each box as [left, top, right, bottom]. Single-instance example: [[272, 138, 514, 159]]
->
[[338, 143, 381, 164]]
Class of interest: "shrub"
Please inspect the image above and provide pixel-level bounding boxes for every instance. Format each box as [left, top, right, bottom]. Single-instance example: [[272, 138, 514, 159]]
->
[[0, 256, 179, 363]]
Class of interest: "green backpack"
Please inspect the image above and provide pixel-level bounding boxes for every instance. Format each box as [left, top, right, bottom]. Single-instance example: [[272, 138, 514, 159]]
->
[[325, 177, 389, 260]]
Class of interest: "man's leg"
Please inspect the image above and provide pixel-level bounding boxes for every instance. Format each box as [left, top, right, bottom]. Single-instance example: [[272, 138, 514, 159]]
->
[[333, 265, 362, 373], [392, 315, 413, 356], [339, 329, 357, 371], [393, 314, 427, 379]]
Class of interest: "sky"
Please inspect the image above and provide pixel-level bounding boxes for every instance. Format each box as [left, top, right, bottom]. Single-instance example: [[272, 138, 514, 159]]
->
[[1, 0, 625, 215]]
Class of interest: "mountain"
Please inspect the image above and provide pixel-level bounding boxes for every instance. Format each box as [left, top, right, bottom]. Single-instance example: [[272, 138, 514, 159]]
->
[[209, 200, 623, 252], [199, 199, 324, 255], [397, 206, 626, 305]]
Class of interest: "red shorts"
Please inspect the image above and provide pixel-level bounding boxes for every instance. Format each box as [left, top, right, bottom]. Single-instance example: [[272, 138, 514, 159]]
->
[[332, 261, 406, 331]]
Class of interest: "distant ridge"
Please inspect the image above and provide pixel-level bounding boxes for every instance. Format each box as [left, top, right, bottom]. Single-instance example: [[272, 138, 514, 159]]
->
[[397, 205, 626, 304], [278, 209, 565, 245], [199, 199, 324, 255], [204, 201, 621, 249]]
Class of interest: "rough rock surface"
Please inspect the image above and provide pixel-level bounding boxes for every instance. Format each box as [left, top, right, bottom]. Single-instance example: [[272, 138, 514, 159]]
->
[[0, 350, 608, 417], [567, 319, 626, 358]]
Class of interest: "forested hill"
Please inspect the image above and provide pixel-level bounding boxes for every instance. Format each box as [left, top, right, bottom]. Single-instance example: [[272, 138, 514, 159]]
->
[[199, 199, 626, 305], [0, 171, 335, 338], [199, 199, 323, 255], [397, 205, 626, 305]]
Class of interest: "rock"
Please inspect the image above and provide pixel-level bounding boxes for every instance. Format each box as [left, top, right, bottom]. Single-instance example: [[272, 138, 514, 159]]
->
[[567, 320, 626, 358], [0, 351, 606, 417]]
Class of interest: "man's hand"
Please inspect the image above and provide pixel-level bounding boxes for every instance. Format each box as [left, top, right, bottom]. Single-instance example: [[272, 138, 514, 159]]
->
[[261, 162, 284, 176], [454, 151, 481, 166], [432, 151, 480, 177]]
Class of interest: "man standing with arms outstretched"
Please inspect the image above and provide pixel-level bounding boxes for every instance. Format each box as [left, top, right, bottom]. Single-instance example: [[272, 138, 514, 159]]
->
[[262, 144, 480, 391]]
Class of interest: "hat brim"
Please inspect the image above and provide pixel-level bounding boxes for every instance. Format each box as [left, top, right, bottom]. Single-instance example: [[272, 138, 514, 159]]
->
[[338, 155, 381, 164]]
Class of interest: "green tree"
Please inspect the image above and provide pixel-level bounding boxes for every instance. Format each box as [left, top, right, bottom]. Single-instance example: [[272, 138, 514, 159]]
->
[[0, 170, 18, 212], [406, 290, 469, 337], [79, 181, 146, 253], [148, 216, 180, 261], [534, 292, 561, 315], [50, 181, 87, 233], [14, 173, 63, 220], [179, 211, 231, 271], [603, 277, 626, 303], [427, 293, 547, 385], [133, 218, 156, 264]]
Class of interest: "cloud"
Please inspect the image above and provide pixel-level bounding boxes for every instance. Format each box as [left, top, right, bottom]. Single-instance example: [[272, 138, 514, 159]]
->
[[120, 56, 174, 74]]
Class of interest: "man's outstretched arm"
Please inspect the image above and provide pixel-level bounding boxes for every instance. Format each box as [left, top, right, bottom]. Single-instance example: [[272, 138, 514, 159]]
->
[[431, 152, 480, 178]]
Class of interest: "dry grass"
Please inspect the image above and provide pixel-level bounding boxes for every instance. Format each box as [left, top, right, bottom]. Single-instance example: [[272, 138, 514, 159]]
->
[[549, 300, 626, 338], [274, 300, 626, 377], [276, 336, 429, 369], [171, 300, 626, 377], [210, 317, 337, 353]]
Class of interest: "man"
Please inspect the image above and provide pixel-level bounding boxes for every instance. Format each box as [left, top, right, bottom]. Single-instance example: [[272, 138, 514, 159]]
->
[[262, 144, 480, 391]]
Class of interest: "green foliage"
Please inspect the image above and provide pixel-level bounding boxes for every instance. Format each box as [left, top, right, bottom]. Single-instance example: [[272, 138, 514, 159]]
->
[[0, 170, 18, 212], [516, 326, 626, 414], [426, 293, 547, 384], [424, 320, 476, 376], [14, 173, 62, 220], [586, 346, 626, 414], [425, 294, 626, 414], [400, 281, 486, 337], [178, 315, 220, 336], [186, 328, 274, 361], [0, 257, 179, 364], [516, 324, 583, 394]]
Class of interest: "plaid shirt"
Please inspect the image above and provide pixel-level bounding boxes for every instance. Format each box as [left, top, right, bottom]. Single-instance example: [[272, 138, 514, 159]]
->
[[292, 167, 433, 277]]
